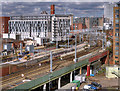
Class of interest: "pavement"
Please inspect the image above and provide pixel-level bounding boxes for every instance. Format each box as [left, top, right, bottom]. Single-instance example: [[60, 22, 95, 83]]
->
[[79, 73, 119, 90]]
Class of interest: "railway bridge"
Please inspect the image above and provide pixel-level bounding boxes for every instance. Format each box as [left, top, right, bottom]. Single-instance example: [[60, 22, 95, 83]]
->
[[7, 50, 108, 91]]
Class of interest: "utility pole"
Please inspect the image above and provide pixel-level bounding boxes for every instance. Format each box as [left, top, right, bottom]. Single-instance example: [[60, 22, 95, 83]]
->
[[68, 32, 70, 48], [74, 34, 77, 80], [49, 51, 53, 90], [20, 43, 22, 55], [50, 51, 52, 72], [79, 33, 81, 44], [75, 34, 77, 63], [56, 38, 58, 49], [102, 34, 104, 49]]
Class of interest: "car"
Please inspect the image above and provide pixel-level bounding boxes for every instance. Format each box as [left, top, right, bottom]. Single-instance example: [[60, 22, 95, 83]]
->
[[88, 84, 97, 90], [91, 82, 102, 88], [83, 85, 91, 90]]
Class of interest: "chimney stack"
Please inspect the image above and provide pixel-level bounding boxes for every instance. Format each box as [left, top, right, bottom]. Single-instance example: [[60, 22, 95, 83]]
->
[[51, 5, 55, 14]]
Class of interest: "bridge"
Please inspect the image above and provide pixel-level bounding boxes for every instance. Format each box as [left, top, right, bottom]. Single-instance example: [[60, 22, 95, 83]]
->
[[5, 49, 108, 91]]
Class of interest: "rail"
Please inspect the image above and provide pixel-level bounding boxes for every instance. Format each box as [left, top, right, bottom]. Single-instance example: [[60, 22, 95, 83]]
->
[[8, 59, 89, 90]]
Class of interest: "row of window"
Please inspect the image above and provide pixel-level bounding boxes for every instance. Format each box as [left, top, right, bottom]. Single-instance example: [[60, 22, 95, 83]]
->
[[11, 16, 50, 20], [9, 21, 49, 24]]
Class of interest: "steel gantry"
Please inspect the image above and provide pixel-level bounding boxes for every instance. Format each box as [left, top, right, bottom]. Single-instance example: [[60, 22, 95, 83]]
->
[[71, 28, 107, 48]]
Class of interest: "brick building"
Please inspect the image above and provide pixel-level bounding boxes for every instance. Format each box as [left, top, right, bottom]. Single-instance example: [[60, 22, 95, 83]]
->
[[113, 2, 120, 64], [0, 17, 10, 38], [71, 23, 87, 30], [74, 17, 104, 29]]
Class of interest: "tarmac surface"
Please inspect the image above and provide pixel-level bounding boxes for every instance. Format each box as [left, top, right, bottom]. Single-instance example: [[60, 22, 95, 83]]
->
[[79, 73, 119, 90]]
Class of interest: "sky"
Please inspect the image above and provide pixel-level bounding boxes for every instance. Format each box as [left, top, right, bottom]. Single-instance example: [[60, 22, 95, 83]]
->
[[0, 1, 117, 17]]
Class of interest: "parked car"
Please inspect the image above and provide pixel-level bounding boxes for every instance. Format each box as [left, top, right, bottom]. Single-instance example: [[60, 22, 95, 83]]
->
[[91, 82, 102, 89], [88, 84, 97, 90], [83, 84, 96, 91]]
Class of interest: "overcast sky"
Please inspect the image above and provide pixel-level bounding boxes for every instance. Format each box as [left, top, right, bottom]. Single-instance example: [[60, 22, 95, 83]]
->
[[0, 1, 116, 17]]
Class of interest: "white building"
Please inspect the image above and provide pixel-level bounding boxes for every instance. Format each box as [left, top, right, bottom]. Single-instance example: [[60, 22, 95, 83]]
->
[[104, 3, 115, 24], [51, 15, 71, 41], [9, 15, 51, 40], [3, 33, 21, 40], [9, 14, 72, 44]]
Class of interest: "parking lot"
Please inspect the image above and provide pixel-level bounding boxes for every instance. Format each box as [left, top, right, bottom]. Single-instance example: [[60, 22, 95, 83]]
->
[[79, 73, 119, 90]]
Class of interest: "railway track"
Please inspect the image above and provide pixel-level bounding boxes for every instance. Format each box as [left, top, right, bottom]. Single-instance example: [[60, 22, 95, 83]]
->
[[2, 60, 72, 90], [1, 46, 100, 90]]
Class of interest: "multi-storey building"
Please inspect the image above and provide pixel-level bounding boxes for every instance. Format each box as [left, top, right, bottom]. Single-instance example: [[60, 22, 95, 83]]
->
[[9, 14, 71, 42], [9, 5, 73, 42], [113, 2, 120, 64], [104, 3, 115, 24], [0, 17, 10, 38], [71, 23, 86, 30], [9, 15, 51, 40], [73, 17, 104, 29], [51, 15, 71, 41]]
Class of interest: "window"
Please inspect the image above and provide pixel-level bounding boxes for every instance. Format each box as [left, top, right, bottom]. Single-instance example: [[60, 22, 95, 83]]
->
[[115, 51, 119, 55], [115, 9, 119, 13], [116, 24, 119, 27], [115, 29, 119, 32], [115, 56, 118, 58], [115, 15, 119, 18], [115, 42, 119, 46], [115, 33, 119, 37], [115, 19, 119, 23], [115, 38, 119, 41], [115, 47, 119, 50]]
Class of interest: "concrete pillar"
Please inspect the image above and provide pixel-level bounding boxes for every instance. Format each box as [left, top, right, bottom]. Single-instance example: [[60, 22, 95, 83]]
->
[[43, 84, 46, 90], [79, 68, 82, 75], [87, 65, 90, 76], [58, 77, 61, 89], [70, 72, 73, 82]]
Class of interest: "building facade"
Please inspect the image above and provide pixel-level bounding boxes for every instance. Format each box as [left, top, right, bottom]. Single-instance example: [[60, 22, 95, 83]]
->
[[104, 3, 115, 24], [51, 15, 71, 41], [0, 17, 10, 38], [71, 23, 86, 30], [113, 2, 120, 64], [9, 14, 71, 42], [73, 17, 104, 29], [9, 15, 51, 40]]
